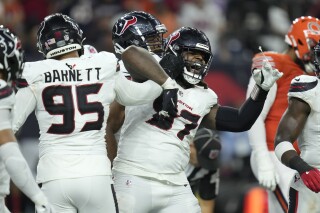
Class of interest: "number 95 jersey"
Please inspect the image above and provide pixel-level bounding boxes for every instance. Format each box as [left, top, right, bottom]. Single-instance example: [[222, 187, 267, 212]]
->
[[17, 52, 119, 183], [113, 86, 217, 185]]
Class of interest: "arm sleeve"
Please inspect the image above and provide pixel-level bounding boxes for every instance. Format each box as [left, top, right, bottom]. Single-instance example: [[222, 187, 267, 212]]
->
[[114, 73, 162, 106], [246, 77, 277, 150], [12, 87, 36, 133]]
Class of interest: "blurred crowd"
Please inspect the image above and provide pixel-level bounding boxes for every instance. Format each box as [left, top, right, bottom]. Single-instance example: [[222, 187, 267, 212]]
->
[[1, 0, 318, 212]]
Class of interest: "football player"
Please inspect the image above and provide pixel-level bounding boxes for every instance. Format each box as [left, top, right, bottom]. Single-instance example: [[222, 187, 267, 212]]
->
[[274, 40, 320, 213], [0, 26, 53, 213], [111, 26, 282, 213], [106, 11, 167, 162], [246, 16, 320, 212], [185, 128, 221, 213], [11, 13, 178, 213]]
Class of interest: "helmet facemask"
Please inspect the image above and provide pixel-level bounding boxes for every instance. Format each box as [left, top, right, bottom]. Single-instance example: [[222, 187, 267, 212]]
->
[[179, 48, 212, 85], [313, 42, 320, 78]]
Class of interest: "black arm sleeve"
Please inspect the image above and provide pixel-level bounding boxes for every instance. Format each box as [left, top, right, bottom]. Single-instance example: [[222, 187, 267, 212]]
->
[[215, 96, 266, 132]]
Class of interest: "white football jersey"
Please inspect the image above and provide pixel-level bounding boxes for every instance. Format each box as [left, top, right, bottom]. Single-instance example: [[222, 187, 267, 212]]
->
[[17, 51, 161, 183], [113, 85, 218, 185], [0, 80, 14, 196], [288, 75, 320, 169]]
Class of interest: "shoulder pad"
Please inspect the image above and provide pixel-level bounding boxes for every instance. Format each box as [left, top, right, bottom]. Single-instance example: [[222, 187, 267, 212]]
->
[[289, 75, 318, 93], [0, 79, 13, 100], [288, 75, 318, 109]]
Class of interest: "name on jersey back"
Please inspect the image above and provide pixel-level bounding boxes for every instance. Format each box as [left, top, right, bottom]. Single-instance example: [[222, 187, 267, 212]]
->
[[43, 67, 101, 83]]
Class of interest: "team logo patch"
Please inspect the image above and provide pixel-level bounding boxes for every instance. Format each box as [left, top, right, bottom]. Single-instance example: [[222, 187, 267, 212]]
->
[[114, 16, 137, 36], [0, 28, 16, 56]]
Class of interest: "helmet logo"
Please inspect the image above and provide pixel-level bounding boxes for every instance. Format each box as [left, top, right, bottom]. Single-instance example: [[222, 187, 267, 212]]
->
[[0, 28, 15, 56], [115, 16, 137, 36], [166, 32, 180, 49]]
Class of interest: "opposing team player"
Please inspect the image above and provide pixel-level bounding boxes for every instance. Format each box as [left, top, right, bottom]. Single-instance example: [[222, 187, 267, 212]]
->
[[106, 11, 167, 162], [111, 26, 283, 213], [185, 128, 221, 213], [0, 26, 53, 213], [246, 16, 320, 212], [11, 13, 178, 213], [274, 41, 320, 213]]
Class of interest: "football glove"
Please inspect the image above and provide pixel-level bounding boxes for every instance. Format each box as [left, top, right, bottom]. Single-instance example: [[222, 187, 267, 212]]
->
[[159, 53, 185, 79], [159, 88, 178, 118], [252, 60, 283, 91], [300, 168, 320, 193], [251, 150, 279, 191]]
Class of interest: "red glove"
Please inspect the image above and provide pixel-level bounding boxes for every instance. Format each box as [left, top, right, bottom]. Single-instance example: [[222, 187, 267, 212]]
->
[[300, 168, 320, 193]]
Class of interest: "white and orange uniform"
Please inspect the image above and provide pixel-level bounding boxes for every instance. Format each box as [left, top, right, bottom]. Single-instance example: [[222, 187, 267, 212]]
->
[[246, 52, 303, 213], [12, 52, 162, 213], [286, 75, 320, 213]]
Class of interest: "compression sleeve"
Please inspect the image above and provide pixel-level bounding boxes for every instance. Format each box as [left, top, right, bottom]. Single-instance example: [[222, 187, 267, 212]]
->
[[114, 73, 162, 106], [12, 87, 36, 133], [215, 85, 268, 132], [0, 142, 48, 205], [246, 77, 277, 150]]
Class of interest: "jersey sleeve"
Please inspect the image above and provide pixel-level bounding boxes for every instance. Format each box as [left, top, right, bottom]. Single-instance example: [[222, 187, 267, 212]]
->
[[114, 73, 162, 106], [0, 80, 15, 130], [11, 86, 37, 133], [288, 75, 319, 111], [21, 61, 46, 85]]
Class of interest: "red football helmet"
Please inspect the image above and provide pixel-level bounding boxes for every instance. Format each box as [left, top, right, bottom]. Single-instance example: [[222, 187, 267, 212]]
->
[[285, 16, 320, 73]]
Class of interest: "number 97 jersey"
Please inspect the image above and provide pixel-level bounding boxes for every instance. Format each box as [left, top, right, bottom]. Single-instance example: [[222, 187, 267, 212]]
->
[[114, 86, 217, 185]]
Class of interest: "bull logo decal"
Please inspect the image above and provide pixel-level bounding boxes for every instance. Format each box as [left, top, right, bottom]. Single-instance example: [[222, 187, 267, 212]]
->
[[114, 16, 137, 36]]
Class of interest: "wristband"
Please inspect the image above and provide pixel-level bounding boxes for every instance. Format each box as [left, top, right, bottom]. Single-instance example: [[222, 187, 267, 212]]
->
[[275, 141, 295, 161], [250, 84, 268, 101], [161, 78, 177, 90]]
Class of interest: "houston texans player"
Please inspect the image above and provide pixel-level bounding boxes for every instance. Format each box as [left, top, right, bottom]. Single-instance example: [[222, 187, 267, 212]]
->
[[0, 26, 53, 213], [11, 13, 178, 213], [106, 11, 167, 162], [246, 16, 320, 213], [111, 26, 283, 213], [274, 41, 320, 213]]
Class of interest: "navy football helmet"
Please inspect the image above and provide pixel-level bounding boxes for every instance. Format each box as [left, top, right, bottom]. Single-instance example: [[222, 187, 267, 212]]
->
[[0, 26, 24, 82], [165, 27, 213, 85], [112, 11, 167, 57], [37, 13, 84, 59]]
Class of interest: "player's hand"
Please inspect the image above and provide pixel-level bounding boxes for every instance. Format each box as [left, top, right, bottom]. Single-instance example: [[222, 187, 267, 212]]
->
[[35, 203, 55, 213], [159, 53, 185, 79], [300, 168, 320, 193], [159, 88, 178, 118], [252, 150, 279, 191], [252, 60, 283, 91]]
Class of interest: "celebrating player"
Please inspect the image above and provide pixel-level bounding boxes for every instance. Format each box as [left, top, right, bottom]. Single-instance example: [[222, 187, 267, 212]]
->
[[12, 13, 178, 212], [111, 26, 283, 213]]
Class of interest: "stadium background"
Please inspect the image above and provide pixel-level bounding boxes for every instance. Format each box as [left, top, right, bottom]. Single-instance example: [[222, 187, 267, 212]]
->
[[1, 0, 317, 212]]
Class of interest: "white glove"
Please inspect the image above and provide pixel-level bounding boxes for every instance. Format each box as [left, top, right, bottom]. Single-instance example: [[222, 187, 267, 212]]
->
[[33, 193, 55, 213], [252, 60, 283, 91], [251, 150, 280, 191]]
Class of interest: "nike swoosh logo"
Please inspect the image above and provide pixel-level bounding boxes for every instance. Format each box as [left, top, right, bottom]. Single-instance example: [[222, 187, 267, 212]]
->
[[295, 78, 300, 81]]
